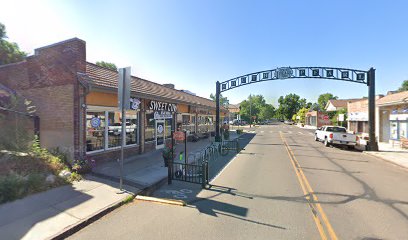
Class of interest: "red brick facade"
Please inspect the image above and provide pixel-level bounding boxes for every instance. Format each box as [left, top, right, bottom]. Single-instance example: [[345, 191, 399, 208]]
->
[[0, 38, 87, 160]]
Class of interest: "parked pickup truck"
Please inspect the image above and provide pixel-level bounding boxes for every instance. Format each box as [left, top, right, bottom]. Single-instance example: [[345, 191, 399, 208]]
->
[[314, 126, 357, 149]]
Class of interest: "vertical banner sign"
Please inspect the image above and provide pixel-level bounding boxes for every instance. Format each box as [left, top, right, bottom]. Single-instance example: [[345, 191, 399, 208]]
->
[[118, 67, 131, 190], [118, 67, 131, 110]]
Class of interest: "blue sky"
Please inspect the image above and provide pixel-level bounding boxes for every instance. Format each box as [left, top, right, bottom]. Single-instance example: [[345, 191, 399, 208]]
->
[[2, 0, 408, 105]]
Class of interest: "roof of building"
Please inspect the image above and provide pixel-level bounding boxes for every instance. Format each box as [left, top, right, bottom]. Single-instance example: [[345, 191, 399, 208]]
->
[[326, 99, 363, 109], [85, 62, 218, 109], [228, 103, 240, 109], [377, 90, 408, 106]]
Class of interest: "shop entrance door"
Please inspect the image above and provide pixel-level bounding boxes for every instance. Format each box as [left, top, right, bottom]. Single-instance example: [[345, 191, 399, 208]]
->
[[155, 119, 165, 149]]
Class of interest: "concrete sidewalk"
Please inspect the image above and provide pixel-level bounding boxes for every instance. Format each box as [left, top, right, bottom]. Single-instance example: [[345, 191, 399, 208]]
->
[[92, 132, 240, 188], [364, 142, 408, 170], [0, 175, 137, 240]]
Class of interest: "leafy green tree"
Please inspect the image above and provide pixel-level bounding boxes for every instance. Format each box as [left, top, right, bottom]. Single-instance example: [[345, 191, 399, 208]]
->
[[210, 93, 229, 107], [276, 94, 303, 120], [317, 93, 338, 111], [96, 61, 117, 71], [293, 107, 309, 124], [310, 103, 320, 111], [238, 95, 275, 122], [0, 23, 26, 65], [398, 80, 408, 92], [259, 104, 275, 121], [330, 108, 347, 127], [0, 23, 5, 39]]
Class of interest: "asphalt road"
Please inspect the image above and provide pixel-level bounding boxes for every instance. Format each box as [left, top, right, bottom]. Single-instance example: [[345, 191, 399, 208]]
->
[[69, 124, 408, 240]]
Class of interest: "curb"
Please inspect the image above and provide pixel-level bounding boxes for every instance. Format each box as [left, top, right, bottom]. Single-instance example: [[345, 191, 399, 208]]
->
[[50, 194, 133, 240], [135, 195, 186, 206], [363, 151, 408, 171], [51, 176, 168, 240]]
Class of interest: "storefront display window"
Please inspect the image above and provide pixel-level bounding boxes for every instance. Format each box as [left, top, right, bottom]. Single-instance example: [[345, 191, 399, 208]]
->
[[197, 115, 215, 133], [390, 121, 398, 140], [86, 108, 139, 153], [127, 110, 138, 145], [179, 114, 195, 134], [399, 122, 407, 139], [145, 111, 155, 142], [165, 119, 172, 139], [107, 112, 122, 148], [86, 111, 105, 152]]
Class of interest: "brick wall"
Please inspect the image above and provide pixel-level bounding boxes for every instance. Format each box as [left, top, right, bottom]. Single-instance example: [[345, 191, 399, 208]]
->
[[0, 38, 86, 160]]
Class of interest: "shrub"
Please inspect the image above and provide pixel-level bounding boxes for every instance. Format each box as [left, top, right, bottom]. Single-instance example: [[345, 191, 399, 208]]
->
[[236, 129, 243, 135], [0, 174, 26, 203], [69, 172, 82, 182]]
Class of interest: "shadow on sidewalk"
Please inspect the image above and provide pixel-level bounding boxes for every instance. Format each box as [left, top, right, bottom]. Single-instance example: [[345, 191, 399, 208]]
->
[[0, 184, 92, 240]]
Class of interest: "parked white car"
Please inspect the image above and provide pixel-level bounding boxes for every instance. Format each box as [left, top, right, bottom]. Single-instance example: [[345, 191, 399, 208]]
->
[[108, 123, 136, 135], [314, 126, 357, 149]]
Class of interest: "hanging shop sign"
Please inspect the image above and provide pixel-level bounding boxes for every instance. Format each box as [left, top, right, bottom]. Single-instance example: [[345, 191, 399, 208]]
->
[[149, 100, 177, 112], [130, 98, 141, 110], [173, 131, 186, 141]]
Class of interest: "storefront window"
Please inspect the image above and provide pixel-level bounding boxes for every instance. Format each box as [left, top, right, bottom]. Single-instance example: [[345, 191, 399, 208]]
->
[[107, 111, 122, 148], [86, 109, 139, 152], [145, 110, 155, 142], [179, 114, 195, 134], [390, 121, 398, 140], [165, 118, 173, 139], [197, 115, 214, 133], [126, 110, 138, 145], [399, 122, 407, 139], [86, 111, 105, 152]]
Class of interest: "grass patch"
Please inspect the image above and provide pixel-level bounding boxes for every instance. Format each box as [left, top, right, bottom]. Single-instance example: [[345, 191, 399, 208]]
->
[[122, 195, 135, 204]]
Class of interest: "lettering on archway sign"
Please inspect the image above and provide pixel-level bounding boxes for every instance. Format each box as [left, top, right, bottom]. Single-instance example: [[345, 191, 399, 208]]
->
[[220, 66, 368, 92]]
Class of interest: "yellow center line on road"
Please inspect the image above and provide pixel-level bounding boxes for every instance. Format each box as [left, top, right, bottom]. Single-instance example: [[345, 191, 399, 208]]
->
[[279, 131, 338, 240]]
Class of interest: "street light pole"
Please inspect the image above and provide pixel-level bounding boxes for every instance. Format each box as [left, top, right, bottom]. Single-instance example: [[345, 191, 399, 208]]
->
[[249, 94, 252, 128]]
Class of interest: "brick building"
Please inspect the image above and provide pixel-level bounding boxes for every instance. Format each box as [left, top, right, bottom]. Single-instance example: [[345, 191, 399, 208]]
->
[[305, 110, 331, 128], [0, 38, 227, 162], [347, 98, 369, 134]]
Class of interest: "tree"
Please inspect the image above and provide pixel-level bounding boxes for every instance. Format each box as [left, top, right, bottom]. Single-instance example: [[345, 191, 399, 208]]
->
[[238, 95, 274, 122], [310, 103, 320, 111], [276, 93, 302, 120], [0, 23, 26, 65], [96, 61, 117, 71], [0, 23, 5, 39], [296, 107, 309, 124], [317, 93, 338, 111], [398, 80, 408, 92], [210, 93, 229, 107], [259, 104, 275, 121]]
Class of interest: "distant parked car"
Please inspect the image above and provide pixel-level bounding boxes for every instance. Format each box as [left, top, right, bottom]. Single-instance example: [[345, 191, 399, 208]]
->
[[284, 120, 294, 125], [232, 119, 247, 125]]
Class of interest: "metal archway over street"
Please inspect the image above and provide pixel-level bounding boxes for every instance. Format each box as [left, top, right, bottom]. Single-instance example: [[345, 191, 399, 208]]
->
[[214, 66, 379, 151]]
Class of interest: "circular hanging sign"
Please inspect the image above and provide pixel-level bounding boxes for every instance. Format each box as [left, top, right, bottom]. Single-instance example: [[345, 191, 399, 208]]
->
[[90, 117, 101, 128], [157, 124, 164, 134], [173, 131, 185, 141]]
